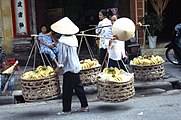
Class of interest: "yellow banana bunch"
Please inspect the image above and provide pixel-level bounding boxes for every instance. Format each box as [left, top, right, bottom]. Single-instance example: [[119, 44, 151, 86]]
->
[[21, 66, 55, 80], [155, 55, 165, 63], [102, 67, 120, 75], [100, 67, 124, 83], [36, 66, 43, 72], [21, 71, 35, 80], [80, 59, 100, 70], [80, 63, 90, 70], [102, 68, 108, 74], [130, 55, 164, 66], [102, 74, 122, 83]]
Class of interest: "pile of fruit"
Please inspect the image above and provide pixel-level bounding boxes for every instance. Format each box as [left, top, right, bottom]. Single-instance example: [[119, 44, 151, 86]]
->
[[130, 55, 164, 66], [21, 66, 54, 80], [98, 67, 133, 83], [80, 59, 100, 70]]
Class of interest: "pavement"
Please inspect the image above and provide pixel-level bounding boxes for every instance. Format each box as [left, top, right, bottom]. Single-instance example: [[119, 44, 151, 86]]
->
[[0, 61, 181, 105], [1, 89, 181, 120]]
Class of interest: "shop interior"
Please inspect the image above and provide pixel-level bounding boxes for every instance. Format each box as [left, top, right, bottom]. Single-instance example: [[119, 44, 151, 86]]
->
[[147, 0, 181, 43]]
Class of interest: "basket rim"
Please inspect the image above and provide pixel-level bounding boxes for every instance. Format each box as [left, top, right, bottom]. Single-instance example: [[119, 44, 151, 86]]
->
[[130, 62, 164, 67], [21, 74, 57, 81], [80, 64, 101, 71], [97, 76, 134, 84]]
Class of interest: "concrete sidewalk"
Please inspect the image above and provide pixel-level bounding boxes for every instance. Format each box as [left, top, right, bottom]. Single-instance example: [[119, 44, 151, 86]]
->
[[0, 61, 181, 105]]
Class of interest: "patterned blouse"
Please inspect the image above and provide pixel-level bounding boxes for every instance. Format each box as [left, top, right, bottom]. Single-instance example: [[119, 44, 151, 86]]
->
[[96, 18, 112, 49]]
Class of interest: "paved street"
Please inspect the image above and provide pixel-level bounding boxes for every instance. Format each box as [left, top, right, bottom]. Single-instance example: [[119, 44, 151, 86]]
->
[[1, 90, 181, 120], [0, 61, 181, 120]]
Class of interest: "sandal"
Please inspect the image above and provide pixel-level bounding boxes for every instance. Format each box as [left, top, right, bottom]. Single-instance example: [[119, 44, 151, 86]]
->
[[57, 111, 71, 115], [76, 107, 89, 112]]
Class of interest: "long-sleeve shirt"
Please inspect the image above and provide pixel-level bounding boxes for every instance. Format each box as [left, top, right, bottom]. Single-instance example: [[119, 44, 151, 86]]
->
[[96, 18, 112, 49], [108, 40, 126, 61], [57, 35, 80, 74]]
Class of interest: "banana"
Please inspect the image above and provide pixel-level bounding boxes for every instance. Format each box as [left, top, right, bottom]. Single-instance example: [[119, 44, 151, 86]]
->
[[114, 67, 120, 75], [46, 66, 54, 74], [36, 66, 43, 72], [102, 68, 108, 74], [22, 65, 55, 80], [132, 55, 164, 66], [80, 59, 100, 70], [116, 75, 122, 81]]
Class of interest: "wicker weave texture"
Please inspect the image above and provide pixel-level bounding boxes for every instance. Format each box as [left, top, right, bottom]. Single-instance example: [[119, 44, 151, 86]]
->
[[21, 76, 60, 101], [80, 66, 101, 86], [132, 63, 165, 81], [97, 77, 135, 102]]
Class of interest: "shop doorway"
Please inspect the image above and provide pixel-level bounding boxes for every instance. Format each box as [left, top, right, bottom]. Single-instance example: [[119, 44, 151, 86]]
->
[[35, 0, 123, 33], [147, 0, 181, 43]]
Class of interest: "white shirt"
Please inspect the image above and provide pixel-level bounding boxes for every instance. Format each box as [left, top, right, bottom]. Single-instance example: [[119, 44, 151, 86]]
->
[[57, 35, 80, 74], [96, 18, 112, 49], [108, 40, 126, 61]]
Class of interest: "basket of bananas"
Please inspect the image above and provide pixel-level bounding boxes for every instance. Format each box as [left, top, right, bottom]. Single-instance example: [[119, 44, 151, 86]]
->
[[79, 58, 101, 86], [130, 55, 165, 81], [20, 66, 60, 101], [97, 67, 135, 103]]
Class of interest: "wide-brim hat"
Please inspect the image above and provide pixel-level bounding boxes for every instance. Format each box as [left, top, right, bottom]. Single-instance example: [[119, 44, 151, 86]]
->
[[112, 17, 135, 41], [51, 17, 79, 35]]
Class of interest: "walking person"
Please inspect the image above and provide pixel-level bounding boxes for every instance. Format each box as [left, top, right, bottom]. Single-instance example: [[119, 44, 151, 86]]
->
[[95, 9, 112, 70], [108, 14, 128, 71], [51, 17, 89, 115]]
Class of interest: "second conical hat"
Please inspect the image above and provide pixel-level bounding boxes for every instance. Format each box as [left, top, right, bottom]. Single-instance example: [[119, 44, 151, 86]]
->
[[112, 17, 135, 41], [51, 17, 79, 35]]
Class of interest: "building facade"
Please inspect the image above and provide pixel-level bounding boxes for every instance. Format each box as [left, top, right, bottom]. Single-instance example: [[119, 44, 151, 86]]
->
[[1, 0, 179, 62]]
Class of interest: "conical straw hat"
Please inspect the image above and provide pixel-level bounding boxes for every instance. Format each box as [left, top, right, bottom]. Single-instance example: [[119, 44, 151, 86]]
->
[[2, 60, 19, 74], [51, 17, 79, 35], [112, 17, 135, 41]]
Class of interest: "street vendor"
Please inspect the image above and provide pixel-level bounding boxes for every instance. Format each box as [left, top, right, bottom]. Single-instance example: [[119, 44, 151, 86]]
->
[[108, 14, 127, 71], [96, 9, 112, 70], [51, 17, 89, 115]]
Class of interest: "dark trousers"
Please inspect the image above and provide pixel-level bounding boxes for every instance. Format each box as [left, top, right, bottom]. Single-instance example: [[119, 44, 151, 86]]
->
[[99, 48, 107, 70], [108, 58, 127, 71], [62, 72, 88, 112]]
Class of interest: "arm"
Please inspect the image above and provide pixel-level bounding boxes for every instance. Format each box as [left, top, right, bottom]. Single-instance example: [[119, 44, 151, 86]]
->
[[55, 43, 67, 76], [47, 31, 58, 44], [57, 43, 67, 67], [38, 32, 54, 48], [96, 21, 102, 35], [39, 39, 54, 48]]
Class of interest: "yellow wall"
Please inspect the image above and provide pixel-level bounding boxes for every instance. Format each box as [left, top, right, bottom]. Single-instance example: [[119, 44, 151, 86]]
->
[[0, 0, 13, 54], [0, 1, 2, 45]]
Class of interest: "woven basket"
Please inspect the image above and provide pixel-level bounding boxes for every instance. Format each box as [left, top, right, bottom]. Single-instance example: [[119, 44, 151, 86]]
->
[[80, 66, 101, 86], [21, 75, 60, 101], [132, 63, 165, 81], [97, 77, 135, 103]]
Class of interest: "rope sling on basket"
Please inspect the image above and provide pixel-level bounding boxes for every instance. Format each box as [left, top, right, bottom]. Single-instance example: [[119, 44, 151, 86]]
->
[[96, 52, 135, 103], [78, 30, 101, 86], [77, 24, 120, 86], [76, 23, 135, 102], [77, 17, 136, 102], [20, 36, 60, 102]]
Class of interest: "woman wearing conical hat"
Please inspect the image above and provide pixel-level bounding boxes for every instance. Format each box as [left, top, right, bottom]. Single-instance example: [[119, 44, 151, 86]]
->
[[51, 17, 89, 115], [108, 14, 128, 71]]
